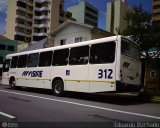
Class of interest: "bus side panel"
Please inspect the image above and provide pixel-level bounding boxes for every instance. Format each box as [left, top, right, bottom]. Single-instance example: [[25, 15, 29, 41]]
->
[[88, 63, 116, 93], [65, 65, 89, 92], [24, 67, 51, 89], [51, 65, 89, 93], [16, 68, 26, 87], [2, 72, 9, 85], [51, 66, 69, 90]]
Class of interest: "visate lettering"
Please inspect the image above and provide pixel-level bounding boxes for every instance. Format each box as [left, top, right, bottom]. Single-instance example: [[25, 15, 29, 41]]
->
[[22, 71, 43, 77]]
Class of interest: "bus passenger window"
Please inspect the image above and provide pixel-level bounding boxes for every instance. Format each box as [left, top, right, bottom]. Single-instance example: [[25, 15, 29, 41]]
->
[[69, 46, 89, 65], [11, 56, 18, 68], [90, 42, 115, 64], [121, 41, 130, 55], [27, 53, 39, 67], [52, 49, 69, 66], [17, 55, 28, 68], [39, 51, 52, 67]]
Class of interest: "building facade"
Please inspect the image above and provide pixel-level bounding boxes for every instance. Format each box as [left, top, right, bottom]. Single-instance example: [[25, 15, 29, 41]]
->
[[152, 0, 160, 25], [0, 35, 17, 64], [20, 20, 113, 52], [67, 1, 98, 27], [48, 20, 113, 46], [106, 0, 130, 34], [5, 0, 75, 44]]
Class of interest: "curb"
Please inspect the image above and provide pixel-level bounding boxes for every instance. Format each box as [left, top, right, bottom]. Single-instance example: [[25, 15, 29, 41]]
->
[[150, 96, 160, 103]]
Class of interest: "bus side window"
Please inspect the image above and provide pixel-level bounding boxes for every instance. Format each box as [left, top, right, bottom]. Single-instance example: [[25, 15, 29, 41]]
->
[[27, 53, 39, 67], [121, 41, 130, 56], [11, 56, 18, 68], [69, 46, 89, 65], [90, 42, 115, 64], [52, 49, 69, 66], [3, 59, 11, 72], [17, 55, 28, 68], [39, 51, 53, 67]]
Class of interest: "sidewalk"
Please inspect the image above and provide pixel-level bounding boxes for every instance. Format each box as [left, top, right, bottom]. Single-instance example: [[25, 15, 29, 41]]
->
[[104, 92, 160, 104]]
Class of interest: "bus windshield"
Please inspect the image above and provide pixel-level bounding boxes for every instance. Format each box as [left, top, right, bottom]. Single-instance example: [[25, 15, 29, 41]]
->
[[121, 39, 140, 61]]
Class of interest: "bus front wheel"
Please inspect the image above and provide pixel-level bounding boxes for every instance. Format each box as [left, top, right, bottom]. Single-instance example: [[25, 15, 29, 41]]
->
[[52, 80, 64, 96], [10, 80, 16, 89]]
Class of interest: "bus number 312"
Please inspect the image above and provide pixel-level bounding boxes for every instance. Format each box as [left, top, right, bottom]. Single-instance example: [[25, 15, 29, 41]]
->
[[98, 69, 113, 79]]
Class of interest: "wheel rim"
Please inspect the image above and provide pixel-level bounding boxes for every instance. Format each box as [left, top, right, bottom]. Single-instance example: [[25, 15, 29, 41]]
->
[[10, 81, 15, 88], [55, 83, 61, 94]]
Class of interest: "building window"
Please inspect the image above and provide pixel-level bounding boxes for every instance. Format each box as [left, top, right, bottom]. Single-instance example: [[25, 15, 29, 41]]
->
[[0, 44, 6, 50], [60, 39, 67, 45], [17, 1, 27, 8], [8, 46, 15, 51], [75, 37, 83, 43], [153, 0, 160, 2], [153, 5, 160, 9], [153, 12, 160, 17]]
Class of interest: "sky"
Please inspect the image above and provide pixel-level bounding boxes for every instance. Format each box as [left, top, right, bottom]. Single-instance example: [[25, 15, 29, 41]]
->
[[0, 0, 152, 35]]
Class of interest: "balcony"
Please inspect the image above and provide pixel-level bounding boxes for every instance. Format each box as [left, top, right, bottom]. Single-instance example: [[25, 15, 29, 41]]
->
[[16, 15, 33, 22], [33, 23, 48, 28], [85, 10, 98, 17], [17, 0, 33, 6], [34, 0, 49, 3], [16, 6, 33, 14], [34, 15, 48, 19], [15, 31, 32, 38], [34, 6, 49, 11], [152, 8, 160, 13], [85, 16, 97, 23], [153, 1, 160, 6], [15, 23, 32, 30], [32, 32, 48, 36]]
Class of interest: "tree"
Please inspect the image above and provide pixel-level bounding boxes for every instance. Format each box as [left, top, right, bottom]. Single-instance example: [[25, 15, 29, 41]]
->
[[121, 4, 160, 63]]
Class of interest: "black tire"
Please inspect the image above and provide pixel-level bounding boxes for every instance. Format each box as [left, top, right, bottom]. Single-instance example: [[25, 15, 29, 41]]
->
[[52, 80, 64, 96], [10, 80, 16, 89]]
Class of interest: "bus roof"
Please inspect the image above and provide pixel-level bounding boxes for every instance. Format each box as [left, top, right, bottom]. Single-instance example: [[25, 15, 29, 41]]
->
[[6, 35, 134, 58]]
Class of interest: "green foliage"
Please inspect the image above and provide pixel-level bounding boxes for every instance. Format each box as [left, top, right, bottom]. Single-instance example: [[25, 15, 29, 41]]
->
[[121, 4, 160, 60]]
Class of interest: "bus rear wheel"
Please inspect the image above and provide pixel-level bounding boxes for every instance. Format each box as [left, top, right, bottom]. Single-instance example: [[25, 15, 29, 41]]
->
[[10, 80, 16, 89], [52, 80, 64, 96]]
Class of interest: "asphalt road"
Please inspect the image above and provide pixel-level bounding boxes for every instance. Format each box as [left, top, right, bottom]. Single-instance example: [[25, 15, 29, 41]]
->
[[0, 84, 160, 128]]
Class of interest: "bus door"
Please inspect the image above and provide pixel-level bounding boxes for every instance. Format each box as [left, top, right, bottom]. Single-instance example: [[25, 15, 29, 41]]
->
[[2, 59, 11, 85], [65, 46, 90, 92], [89, 41, 116, 92]]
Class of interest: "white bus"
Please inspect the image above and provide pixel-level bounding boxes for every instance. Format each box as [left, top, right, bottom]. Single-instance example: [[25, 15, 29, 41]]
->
[[2, 35, 141, 96]]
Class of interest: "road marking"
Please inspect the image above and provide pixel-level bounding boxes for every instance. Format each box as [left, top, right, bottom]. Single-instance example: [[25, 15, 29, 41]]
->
[[0, 89, 160, 120], [0, 111, 16, 119]]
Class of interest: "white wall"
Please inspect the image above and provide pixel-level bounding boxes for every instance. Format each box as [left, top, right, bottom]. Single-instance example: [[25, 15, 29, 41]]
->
[[54, 24, 92, 46]]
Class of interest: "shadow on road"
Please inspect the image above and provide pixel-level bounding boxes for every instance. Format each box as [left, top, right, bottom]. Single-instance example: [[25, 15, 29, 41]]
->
[[4, 86, 149, 106], [64, 92, 149, 106]]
